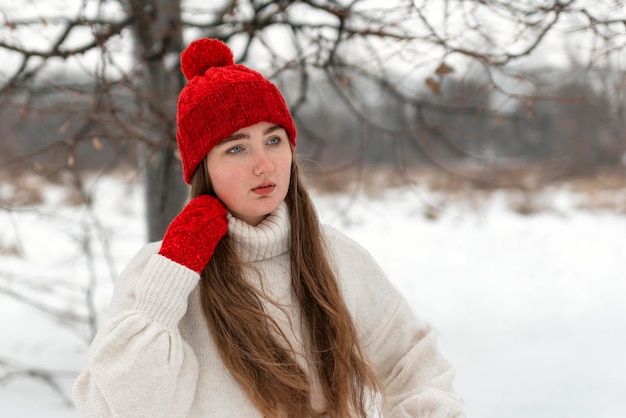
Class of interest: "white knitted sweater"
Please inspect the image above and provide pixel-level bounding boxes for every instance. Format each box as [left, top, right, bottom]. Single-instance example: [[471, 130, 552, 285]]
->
[[73, 203, 464, 417]]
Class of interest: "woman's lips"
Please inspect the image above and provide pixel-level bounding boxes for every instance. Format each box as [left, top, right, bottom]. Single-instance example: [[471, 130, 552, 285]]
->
[[252, 182, 276, 195]]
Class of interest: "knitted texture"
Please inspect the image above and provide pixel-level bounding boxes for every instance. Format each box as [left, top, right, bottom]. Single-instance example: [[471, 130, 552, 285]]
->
[[73, 207, 465, 417], [176, 38, 297, 183], [158, 195, 228, 273]]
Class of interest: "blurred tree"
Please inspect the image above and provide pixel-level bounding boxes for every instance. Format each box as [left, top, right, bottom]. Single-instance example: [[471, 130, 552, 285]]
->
[[0, 0, 625, 403], [0, 0, 625, 239]]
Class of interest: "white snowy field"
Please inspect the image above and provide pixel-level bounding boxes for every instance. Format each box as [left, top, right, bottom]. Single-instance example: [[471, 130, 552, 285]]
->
[[1, 173, 625, 417]]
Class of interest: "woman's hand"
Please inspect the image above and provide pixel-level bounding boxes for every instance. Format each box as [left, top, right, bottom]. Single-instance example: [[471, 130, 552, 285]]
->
[[158, 195, 228, 273]]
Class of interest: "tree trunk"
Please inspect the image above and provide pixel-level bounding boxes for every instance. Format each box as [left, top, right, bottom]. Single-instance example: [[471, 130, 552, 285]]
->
[[125, 0, 188, 242], [142, 142, 188, 242]]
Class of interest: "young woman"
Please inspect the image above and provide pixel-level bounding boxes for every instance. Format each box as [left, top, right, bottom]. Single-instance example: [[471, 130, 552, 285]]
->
[[73, 38, 464, 418]]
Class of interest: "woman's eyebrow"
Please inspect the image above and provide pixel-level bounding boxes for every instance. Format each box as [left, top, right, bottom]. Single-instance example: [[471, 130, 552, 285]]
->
[[219, 132, 248, 145], [263, 125, 283, 135], [219, 125, 284, 145]]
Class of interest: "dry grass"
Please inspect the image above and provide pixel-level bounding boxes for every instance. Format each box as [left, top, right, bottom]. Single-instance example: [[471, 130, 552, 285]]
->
[[304, 163, 626, 215], [0, 242, 21, 256], [1, 164, 625, 215], [0, 169, 89, 207], [0, 172, 45, 206]]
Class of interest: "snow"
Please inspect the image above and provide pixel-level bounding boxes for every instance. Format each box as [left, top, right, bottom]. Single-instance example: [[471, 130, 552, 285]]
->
[[1, 174, 625, 417]]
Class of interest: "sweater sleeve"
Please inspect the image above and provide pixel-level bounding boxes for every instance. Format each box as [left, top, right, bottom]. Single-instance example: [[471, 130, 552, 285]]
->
[[72, 243, 201, 418], [322, 226, 465, 418], [366, 296, 465, 417]]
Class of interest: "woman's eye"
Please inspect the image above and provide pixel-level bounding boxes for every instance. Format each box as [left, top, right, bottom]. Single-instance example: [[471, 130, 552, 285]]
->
[[267, 136, 281, 145], [228, 145, 243, 154]]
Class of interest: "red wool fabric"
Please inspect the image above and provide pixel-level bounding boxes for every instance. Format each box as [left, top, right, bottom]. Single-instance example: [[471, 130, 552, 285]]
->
[[158, 195, 228, 273], [176, 38, 297, 184]]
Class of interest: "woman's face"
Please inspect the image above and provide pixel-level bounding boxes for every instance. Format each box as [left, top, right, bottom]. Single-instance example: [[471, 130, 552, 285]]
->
[[205, 121, 293, 226]]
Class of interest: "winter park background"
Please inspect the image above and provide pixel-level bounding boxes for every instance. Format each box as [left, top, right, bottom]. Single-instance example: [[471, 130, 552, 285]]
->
[[1, 169, 625, 418], [1, 1, 626, 417]]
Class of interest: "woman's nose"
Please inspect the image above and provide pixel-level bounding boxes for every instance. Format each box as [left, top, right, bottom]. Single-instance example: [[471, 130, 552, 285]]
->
[[253, 150, 274, 176]]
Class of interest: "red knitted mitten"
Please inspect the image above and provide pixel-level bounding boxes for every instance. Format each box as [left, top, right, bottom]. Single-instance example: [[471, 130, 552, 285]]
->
[[158, 195, 228, 273]]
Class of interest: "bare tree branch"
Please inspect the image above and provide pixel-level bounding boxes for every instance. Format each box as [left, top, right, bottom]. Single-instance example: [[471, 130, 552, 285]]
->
[[0, 356, 76, 406]]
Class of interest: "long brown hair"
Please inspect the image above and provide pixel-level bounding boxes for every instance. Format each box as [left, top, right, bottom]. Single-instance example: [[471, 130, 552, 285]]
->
[[190, 157, 380, 417]]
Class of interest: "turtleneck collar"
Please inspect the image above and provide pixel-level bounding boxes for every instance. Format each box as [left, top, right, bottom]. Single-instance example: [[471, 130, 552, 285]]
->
[[226, 202, 291, 262]]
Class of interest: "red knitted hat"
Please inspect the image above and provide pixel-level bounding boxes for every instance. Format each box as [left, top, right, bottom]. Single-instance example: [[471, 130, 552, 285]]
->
[[176, 38, 297, 184]]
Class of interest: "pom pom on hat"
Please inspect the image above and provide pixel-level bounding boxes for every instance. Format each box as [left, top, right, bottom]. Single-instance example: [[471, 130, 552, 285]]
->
[[176, 38, 297, 184], [180, 38, 234, 80]]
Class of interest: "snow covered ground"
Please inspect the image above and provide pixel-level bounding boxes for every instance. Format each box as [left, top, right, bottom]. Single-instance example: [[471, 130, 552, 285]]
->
[[1, 173, 625, 417]]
